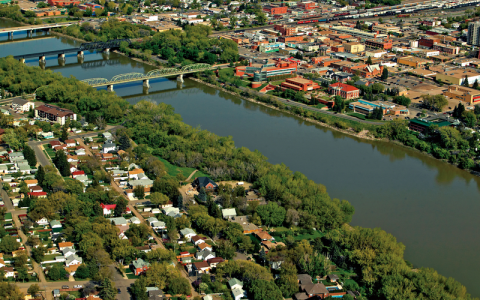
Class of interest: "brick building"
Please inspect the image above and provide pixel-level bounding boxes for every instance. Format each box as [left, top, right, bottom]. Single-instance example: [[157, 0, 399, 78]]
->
[[263, 5, 287, 15], [280, 77, 320, 91], [298, 1, 318, 10], [365, 38, 393, 50], [328, 82, 360, 100], [274, 24, 297, 36]]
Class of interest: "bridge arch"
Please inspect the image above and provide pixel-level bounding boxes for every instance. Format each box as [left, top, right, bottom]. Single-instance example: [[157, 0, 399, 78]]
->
[[111, 73, 145, 83], [81, 78, 109, 85]]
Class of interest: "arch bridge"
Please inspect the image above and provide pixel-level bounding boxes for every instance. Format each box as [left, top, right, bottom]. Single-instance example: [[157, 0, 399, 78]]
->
[[81, 63, 213, 91]]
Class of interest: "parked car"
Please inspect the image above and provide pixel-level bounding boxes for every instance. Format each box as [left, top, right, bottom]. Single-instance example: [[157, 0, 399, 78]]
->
[[62, 285, 69, 289], [74, 285, 83, 289]]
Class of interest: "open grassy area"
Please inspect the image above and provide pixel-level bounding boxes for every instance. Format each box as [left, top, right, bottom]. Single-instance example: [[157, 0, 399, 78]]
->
[[43, 254, 60, 261], [218, 67, 235, 78], [348, 112, 367, 120], [126, 273, 139, 279], [314, 103, 327, 109], [156, 156, 209, 179], [45, 147, 55, 159], [254, 82, 269, 91]]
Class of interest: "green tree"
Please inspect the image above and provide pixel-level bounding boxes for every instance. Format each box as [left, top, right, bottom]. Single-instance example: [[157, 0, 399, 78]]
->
[[393, 95, 411, 107], [150, 192, 169, 206], [333, 96, 345, 113], [134, 185, 145, 199], [23, 145, 37, 167], [473, 79, 479, 89], [462, 111, 477, 128], [53, 150, 71, 177], [118, 135, 131, 150], [215, 240, 236, 260], [366, 56, 373, 65], [27, 284, 40, 296], [463, 75, 470, 87], [131, 277, 148, 300], [381, 67, 389, 80], [31, 246, 45, 263], [275, 262, 298, 298], [74, 264, 90, 279], [99, 278, 117, 300], [247, 280, 283, 300], [255, 12, 267, 25], [47, 263, 68, 281], [256, 202, 286, 227], [61, 126, 69, 142], [0, 235, 20, 253]]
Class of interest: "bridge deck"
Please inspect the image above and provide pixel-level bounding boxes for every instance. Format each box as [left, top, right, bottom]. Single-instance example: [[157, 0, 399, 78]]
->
[[14, 48, 81, 59], [0, 24, 71, 33]]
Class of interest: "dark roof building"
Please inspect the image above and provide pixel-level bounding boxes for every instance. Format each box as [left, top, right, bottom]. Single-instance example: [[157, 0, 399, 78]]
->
[[193, 177, 218, 190]]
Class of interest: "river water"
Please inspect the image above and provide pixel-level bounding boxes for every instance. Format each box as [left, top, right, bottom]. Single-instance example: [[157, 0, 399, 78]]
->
[[1, 27, 480, 296]]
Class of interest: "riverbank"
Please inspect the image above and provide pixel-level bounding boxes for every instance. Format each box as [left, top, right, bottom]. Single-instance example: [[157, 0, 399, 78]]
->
[[190, 77, 376, 141]]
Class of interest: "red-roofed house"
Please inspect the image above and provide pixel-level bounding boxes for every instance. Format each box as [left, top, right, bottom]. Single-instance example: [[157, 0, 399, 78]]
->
[[49, 141, 61, 148], [328, 82, 360, 100], [65, 139, 77, 148], [35, 104, 77, 125], [72, 171, 85, 179], [28, 192, 47, 198], [101, 203, 117, 215]]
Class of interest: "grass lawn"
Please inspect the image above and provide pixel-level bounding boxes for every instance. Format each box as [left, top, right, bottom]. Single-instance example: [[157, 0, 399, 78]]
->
[[156, 156, 209, 179], [348, 112, 366, 120], [269, 80, 284, 86], [43, 254, 60, 261], [274, 230, 323, 242], [248, 234, 261, 245], [45, 148, 55, 158], [66, 291, 82, 298], [124, 268, 133, 274], [314, 103, 327, 109], [218, 67, 235, 78], [126, 273, 139, 279]]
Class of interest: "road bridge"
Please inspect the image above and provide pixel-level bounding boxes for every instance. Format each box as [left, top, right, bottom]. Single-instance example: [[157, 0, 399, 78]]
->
[[13, 39, 131, 62], [81, 63, 212, 91], [0, 23, 72, 39]]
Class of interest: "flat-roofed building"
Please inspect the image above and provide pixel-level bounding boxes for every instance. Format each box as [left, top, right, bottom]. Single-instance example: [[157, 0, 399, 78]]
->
[[443, 85, 480, 104], [365, 38, 393, 50], [35, 104, 77, 125], [432, 43, 460, 55], [280, 77, 320, 91], [343, 42, 365, 54], [436, 69, 480, 85], [372, 24, 400, 34], [397, 56, 433, 68]]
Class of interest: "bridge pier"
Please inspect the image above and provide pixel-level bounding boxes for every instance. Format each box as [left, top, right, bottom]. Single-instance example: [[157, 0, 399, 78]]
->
[[39, 61, 46, 70], [58, 57, 65, 67], [77, 50, 84, 58], [177, 81, 183, 89], [107, 85, 114, 92], [58, 53, 65, 60], [104, 48, 110, 53], [77, 55, 84, 64], [8, 32, 13, 40], [27, 30, 33, 38], [177, 74, 184, 83], [39, 56, 46, 63], [143, 79, 150, 88], [143, 86, 149, 95], [19, 58, 25, 64]]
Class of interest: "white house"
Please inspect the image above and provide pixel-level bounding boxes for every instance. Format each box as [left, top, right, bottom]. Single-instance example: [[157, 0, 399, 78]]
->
[[222, 208, 237, 219], [130, 217, 141, 225], [50, 220, 62, 229], [103, 142, 116, 154], [62, 248, 76, 258], [1, 267, 15, 278], [196, 249, 215, 261], [151, 221, 166, 230], [36, 217, 49, 226], [180, 228, 196, 240], [65, 254, 83, 267], [232, 287, 247, 300], [11, 98, 34, 112]]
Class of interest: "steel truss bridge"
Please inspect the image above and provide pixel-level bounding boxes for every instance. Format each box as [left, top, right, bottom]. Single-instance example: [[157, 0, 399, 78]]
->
[[13, 39, 131, 59], [81, 63, 212, 87]]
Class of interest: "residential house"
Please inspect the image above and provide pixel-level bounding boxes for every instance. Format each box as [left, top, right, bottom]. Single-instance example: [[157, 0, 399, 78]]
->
[[109, 217, 128, 226], [228, 216, 261, 234], [24, 179, 38, 188], [180, 228, 196, 240], [207, 257, 225, 268], [198, 243, 213, 252], [191, 235, 206, 245], [1, 267, 15, 278], [130, 217, 141, 224], [103, 142, 116, 154], [50, 220, 62, 229], [296, 283, 330, 299], [71, 170, 85, 179], [193, 261, 210, 274], [129, 169, 146, 180], [28, 191, 47, 198], [193, 177, 218, 191], [327, 274, 340, 282], [64, 264, 80, 276], [256, 230, 273, 241], [196, 249, 215, 261], [222, 208, 237, 219], [65, 139, 77, 148], [65, 254, 83, 266], [103, 132, 113, 140], [58, 242, 74, 250], [11, 98, 34, 112], [101, 203, 117, 216], [35, 104, 77, 125], [132, 258, 151, 275], [148, 289, 165, 300], [229, 278, 243, 290], [232, 287, 247, 300], [297, 274, 313, 285], [62, 247, 76, 258]]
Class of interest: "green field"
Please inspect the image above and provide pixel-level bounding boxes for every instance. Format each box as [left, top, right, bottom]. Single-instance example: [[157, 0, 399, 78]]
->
[[156, 156, 209, 180], [218, 67, 235, 78], [348, 112, 367, 120]]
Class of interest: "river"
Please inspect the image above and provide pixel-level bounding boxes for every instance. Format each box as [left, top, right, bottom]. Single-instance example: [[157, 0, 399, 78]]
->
[[1, 30, 480, 296]]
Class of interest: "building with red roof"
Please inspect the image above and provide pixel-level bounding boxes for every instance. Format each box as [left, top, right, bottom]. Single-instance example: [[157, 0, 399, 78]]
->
[[35, 104, 77, 125], [28, 192, 47, 198], [71, 171, 85, 178], [328, 82, 360, 100], [101, 203, 117, 215]]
